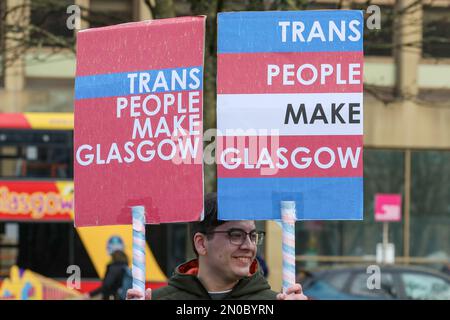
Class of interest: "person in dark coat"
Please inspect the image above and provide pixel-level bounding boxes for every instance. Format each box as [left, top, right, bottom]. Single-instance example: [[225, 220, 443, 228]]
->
[[127, 193, 307, 300], [85, 250, 129, 300]]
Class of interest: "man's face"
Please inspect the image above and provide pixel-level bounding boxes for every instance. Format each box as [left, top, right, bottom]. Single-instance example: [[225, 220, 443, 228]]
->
[[203, 220, 258, 282]]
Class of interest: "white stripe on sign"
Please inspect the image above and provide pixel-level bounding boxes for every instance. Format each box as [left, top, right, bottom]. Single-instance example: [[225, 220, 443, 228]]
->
[[217, 93, 363, 136]]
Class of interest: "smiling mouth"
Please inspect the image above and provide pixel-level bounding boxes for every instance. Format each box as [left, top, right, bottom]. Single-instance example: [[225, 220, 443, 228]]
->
[[234, 257, 252, 264]]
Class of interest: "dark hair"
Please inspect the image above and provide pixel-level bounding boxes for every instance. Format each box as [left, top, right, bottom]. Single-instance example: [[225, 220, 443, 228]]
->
[[111, 250, 128, 264], [189, 193, 226, 256]]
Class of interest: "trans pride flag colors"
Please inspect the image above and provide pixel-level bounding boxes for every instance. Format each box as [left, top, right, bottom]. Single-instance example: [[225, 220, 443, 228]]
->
[[217, 11, 364, 221], [74, 17, 205, 227]]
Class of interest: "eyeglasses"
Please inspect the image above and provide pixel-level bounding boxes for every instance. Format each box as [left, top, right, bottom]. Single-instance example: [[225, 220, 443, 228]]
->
[[206, 228, 265, 246]]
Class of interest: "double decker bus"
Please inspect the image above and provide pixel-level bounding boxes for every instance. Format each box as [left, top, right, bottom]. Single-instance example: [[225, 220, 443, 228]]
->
[[0, 113, 189, 299]]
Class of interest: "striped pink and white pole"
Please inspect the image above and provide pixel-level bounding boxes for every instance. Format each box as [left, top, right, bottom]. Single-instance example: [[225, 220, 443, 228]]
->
[[281, 201, 296, 293], [132, 206, 146, 299]]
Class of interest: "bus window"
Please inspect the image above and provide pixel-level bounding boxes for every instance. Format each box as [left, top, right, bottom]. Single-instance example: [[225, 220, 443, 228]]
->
[[0, 130, 73, 179], [16, 222, 97, 278]]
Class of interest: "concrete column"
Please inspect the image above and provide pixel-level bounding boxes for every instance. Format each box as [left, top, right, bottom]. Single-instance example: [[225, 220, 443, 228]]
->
[[75, 0, 90, 30], [403, 150, 411, 264], [137, 0, 153, 21], [4, 0, 28, 91], [394, 0, 423, 99], [266, 221, 282, 292], [340, 0, 352, 9]]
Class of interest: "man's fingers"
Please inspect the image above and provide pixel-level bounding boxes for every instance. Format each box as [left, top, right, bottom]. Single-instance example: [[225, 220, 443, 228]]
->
[[126, 288, 143, 300], [286, 283, 303, 295], [277, 284, 308, 300], [145, 288, 152, 300], [283, 293, 309, 300], [126, 288, 152, 300], [276, 293, 286, 300]]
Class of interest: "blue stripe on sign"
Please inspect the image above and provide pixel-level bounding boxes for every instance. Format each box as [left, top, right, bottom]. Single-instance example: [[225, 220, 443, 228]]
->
[[133, 279, 145, 285], [282, 244, 296, 256], [133, 231, 146, 239], [133, 249, 145, 256], [75, 66, 203, 100], [133, 279, 145, 288], [282, 263, 296, 273], [218, 10, 363, 53], [217, 177, 363, 220]]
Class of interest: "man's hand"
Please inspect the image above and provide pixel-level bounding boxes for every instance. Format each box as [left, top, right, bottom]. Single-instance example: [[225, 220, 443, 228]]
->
[[276, 283, 308, 300], [126, 288, 152, 300]]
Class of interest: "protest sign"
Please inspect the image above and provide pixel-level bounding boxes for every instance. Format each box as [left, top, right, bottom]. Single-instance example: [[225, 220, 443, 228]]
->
[[74, 17, 205, 227], [217, 11, 364, 220]]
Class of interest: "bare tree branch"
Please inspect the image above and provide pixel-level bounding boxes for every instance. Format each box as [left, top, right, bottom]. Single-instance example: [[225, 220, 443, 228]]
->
[[1, 0, 449, 108]]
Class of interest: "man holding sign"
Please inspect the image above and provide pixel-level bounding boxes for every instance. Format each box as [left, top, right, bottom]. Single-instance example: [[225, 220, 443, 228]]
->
[[75, 16, 206, 299], [127, 193, 307, 300], [216, 10, 364, 292]]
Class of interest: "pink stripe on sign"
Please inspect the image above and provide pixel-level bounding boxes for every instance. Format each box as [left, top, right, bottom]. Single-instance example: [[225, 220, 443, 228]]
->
[[74, 92, 204, 226], [282, 237, 296, 248], [282, 253, 297, 265], [75, 91, 203, 143], [217, 51, 363, 94], [217, 135, 363, 178], [76, 17, 205, 76]]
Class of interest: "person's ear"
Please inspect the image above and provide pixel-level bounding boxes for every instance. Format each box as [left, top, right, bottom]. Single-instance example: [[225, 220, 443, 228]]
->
[[193, 232, 207, 256]]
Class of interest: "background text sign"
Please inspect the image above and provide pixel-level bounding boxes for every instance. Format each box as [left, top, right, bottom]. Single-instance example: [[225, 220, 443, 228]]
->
[[375, 193, 402, 222]]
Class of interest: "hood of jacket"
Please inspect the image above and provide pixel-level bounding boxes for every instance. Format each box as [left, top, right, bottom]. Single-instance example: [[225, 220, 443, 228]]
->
[[162, 258, 275, 299]]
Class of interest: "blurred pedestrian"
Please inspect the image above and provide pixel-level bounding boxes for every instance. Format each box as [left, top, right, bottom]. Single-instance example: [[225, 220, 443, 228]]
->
[[85, 249, 131, 300]]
